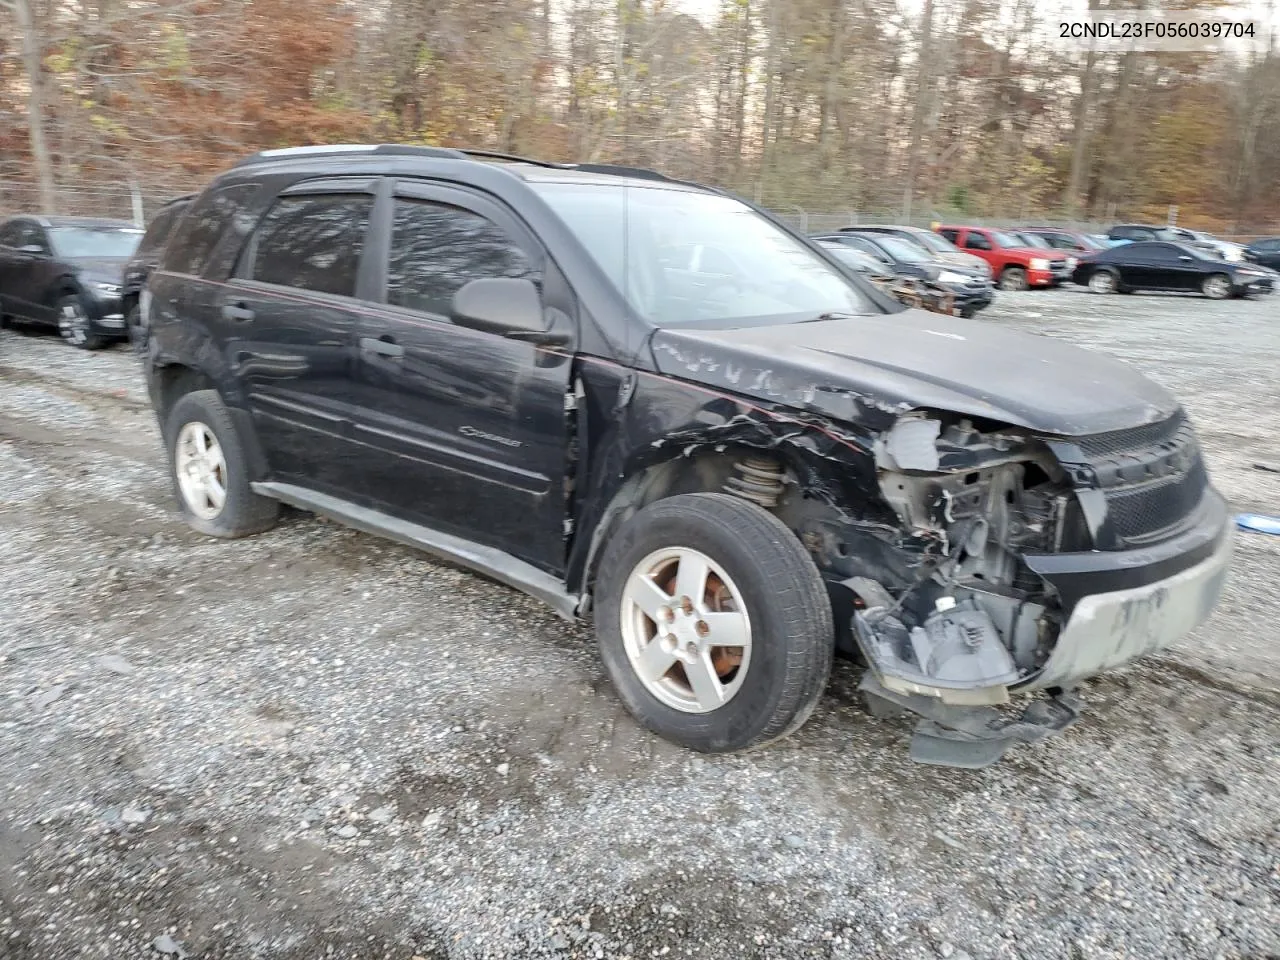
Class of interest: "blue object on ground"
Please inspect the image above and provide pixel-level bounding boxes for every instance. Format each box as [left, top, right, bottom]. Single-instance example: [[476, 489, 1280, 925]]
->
[[1236, 513, 1280, 535]]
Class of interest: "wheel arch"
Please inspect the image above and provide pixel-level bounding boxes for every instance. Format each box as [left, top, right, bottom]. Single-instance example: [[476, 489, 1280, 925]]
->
[[148, 360, 271, 481]]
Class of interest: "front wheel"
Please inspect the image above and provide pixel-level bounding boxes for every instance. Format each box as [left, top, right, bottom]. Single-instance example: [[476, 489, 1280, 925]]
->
[[1201, 273, 1232, 300], [1087, 269, 1119, 295], [594, 493, 833, 753], [57, 293, 108, 350], [998, 267, 1028, 291]]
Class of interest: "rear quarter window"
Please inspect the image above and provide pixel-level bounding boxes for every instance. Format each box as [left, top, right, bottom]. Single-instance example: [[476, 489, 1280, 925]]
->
[[161, 183, 260, 278]]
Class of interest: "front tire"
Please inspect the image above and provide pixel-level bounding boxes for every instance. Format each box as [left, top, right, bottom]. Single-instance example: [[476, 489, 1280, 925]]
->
[[1201, 273, 1232, 300], [998, 267, 1028, 291], [594, 493, 833, 753], [57, 293, 108, 350], [1087, 269, 1119, 295], [164, 389, 278, 538]]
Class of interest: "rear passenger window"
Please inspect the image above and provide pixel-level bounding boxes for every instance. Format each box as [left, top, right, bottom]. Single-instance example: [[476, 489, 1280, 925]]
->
[[249, 194, 372, 297], [964, 232, 991, 251], [162, 183, 258, 277], [386, 199, 533, 316], [0, 221, 22, 247], [939, 229, 959, 244]]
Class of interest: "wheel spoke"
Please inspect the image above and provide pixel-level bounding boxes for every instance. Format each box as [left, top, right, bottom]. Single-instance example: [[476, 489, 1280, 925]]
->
[[701, 610, 750, 652], [685, 650, 726, 710], [194, 427, 210, 455], [623, 575, 673, 623], [633, 636, 679, 683], [673, 552, 709, 607], [205, 474, 227, 509]]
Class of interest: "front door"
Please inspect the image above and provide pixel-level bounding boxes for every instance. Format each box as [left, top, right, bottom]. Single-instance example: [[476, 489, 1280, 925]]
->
[[349, 181, 574, 573], [215, 180, 377, 498]]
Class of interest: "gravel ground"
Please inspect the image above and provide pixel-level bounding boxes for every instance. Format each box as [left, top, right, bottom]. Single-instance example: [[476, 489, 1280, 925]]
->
[[1, 289, 1279, 960]]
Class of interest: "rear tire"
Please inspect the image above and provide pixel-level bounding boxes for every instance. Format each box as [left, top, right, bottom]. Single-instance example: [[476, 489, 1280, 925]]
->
[[594, 493, 833, 753], [1201, 273, 1232, 300], [57, 293, 108, 350], [164, 389, 279, 538], [998, 267, 1028, 291]]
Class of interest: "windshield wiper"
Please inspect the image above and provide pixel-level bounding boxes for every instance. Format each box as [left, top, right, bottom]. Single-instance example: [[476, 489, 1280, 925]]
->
[[801, 311, 860, 323]]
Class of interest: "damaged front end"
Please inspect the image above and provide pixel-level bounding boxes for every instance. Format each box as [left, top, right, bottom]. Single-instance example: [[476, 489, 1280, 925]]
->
[[821, 409, 1230, 767]]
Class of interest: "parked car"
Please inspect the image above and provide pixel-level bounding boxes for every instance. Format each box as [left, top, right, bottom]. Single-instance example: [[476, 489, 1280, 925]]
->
[[842, 224, 992, 278], [935, 225, 1071, 290], [145, 144, 1232, 768], [1106, 223, 1220, 258], [1072, 240, 1274, 298], [1180, 229, 1246, 262], [815, 239, 966, 316], [1243, 236, 1280, 270], [1008, 231, 1078, 273], [0, 215, 143, 348], [814, 231, 994, 317], [1019, 227, 1107, 256], [122, 195, 193, 351]]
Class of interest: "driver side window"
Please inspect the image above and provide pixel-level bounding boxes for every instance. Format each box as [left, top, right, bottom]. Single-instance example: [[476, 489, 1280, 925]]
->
[[964, 232, 992, 251], [386, 199, 535, 318]]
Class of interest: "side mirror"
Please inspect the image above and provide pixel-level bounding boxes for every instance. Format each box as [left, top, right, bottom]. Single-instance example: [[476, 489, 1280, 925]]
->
[[18, 244, 45, 255], [451, 277, 566, 345]]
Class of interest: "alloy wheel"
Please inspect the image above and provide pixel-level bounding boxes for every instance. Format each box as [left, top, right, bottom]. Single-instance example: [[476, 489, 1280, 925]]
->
[[619, 547, 752, 713], [175, 421, 228, 520], [58, 300, 89, 345]]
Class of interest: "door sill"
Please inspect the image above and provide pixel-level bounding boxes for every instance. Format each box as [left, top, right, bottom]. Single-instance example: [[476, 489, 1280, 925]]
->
[[251, 481, 580, 621]]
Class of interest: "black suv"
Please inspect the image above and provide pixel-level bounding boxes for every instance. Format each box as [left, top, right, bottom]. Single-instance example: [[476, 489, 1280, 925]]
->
[[122, 195, 193, 351], [145, 145, 1232, 767]]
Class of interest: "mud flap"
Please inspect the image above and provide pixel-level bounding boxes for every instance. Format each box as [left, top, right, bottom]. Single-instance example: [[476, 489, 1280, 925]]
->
[[858, 672, 1083, 769]]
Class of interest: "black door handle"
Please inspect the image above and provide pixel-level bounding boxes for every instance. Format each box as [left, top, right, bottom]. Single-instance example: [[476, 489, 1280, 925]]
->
[[222, 302, 255, 322], [360, 336, 404, 358]]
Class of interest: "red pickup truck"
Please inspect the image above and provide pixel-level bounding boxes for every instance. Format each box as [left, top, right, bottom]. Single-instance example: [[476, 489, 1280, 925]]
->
[[935, 225, 1072, 291]]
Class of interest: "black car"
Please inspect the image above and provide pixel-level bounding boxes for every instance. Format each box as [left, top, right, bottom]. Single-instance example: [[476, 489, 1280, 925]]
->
[[122, 195, 193, 350], [1243, 236, 1280, 270], [813, 231, 994, 317], [0, 215, 143, 348], [1072, 240, 1274, 298], [145, 144, 1231, 768]]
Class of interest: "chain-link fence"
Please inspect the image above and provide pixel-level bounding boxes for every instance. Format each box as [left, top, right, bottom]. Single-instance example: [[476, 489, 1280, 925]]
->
[[4, 174, 1279, 241]]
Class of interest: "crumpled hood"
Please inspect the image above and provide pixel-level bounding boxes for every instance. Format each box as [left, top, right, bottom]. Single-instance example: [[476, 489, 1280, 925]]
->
[[649, 309, 1178, 436], [68, 256, 128, 282]]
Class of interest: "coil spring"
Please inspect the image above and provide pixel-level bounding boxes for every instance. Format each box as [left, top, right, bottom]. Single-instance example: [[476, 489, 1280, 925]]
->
[[723, 455, 785, 509]]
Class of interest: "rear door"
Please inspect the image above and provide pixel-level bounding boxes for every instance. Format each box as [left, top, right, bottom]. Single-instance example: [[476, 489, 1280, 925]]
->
[[218, 180, 377, 496], [0, 220, 24, 315], [348, 180, 574, 572]]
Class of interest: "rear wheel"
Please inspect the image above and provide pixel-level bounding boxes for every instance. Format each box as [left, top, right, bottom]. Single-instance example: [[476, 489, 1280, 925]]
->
[[998, 267, 1028, 291], [1201, 273, 1232, 300], [1087, 269, 1118, 295], [165, 390, 278, 538], [594, 493, 833, 753], [57, 293, 107, 350]]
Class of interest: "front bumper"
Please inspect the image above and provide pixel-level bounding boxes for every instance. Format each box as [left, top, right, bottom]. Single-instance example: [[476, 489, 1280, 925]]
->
[[84, 290, 127, 335], [943, 284, 994, 313], [1027, 267, 1056, 287], [1019, 490, 1232, 691]]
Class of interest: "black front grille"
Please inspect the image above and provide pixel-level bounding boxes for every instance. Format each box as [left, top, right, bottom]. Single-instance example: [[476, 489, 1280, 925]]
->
[[1061, 410, 1209, 546], [1074, 410, 1187, 458], [1103, 456, 1208, 543]]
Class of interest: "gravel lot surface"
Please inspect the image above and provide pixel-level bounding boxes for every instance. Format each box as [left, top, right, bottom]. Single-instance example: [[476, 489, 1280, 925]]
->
[[2, 289, 1279, 960]]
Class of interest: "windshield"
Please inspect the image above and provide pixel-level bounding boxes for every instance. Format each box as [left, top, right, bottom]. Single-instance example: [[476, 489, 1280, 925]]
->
[[821, 243, 884, 273], [874, 236, 930, 262], [1078, 234, 1105, 251], [49, 226, 142, 259], [1015, 232, 1050, 249], [533, 183, 875, 327], [902, 230, 956, 255], [989, 230, 1022, 248]]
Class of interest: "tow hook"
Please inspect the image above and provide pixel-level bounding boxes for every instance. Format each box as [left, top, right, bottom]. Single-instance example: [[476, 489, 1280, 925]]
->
[[858, 672, 1083, 769]]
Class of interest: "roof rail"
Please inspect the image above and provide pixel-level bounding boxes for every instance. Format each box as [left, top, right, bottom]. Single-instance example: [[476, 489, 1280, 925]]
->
[[457, 149, 573, 169], [569, 163, 675, 184], [232, 143, 467, 168]]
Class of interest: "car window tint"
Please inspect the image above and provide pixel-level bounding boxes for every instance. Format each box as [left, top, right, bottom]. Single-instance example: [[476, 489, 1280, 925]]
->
[[386, 199, 533, 316], [1258, 238, 1280, 251], [250, 194, 372, 297], [163, 183, 259, 277], [963, 232, 991, 251], [137, 204, 187, 257], [0, 221, 22, 247], [939, 229, 960, 243]]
